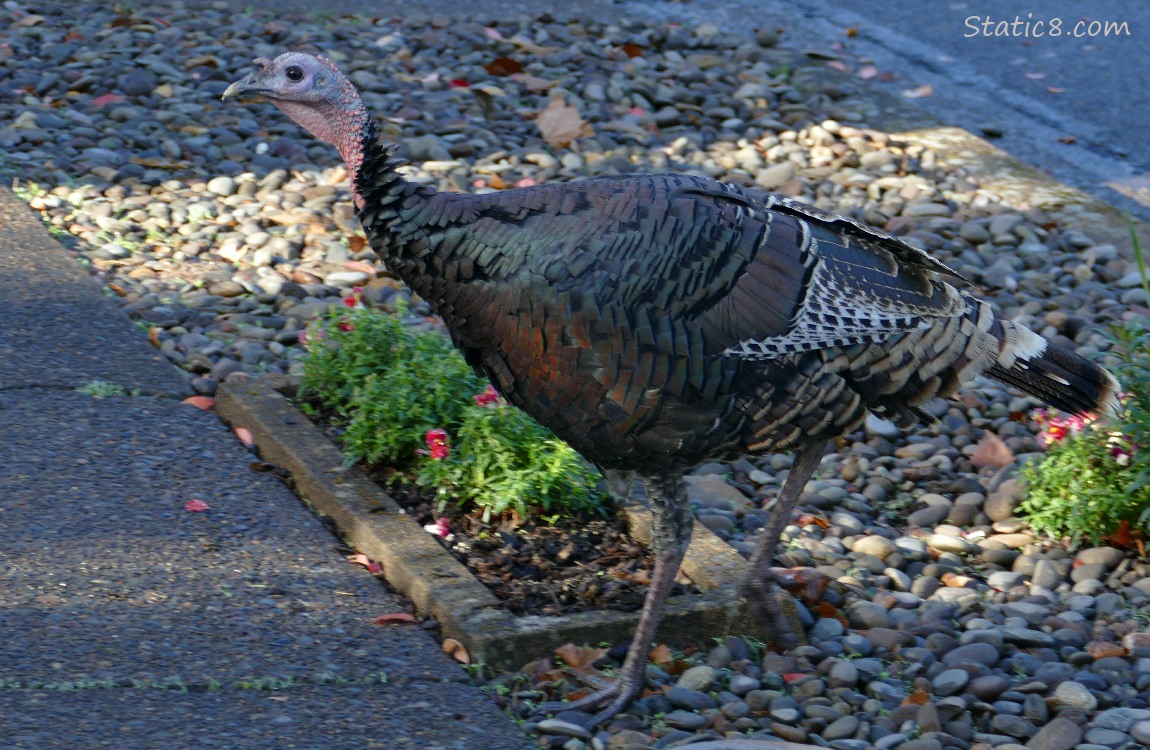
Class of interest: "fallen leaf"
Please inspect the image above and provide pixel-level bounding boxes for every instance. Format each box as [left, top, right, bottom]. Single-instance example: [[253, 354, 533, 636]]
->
[[941, 571, 976, 588], [443, 638, 470, 664], [857, 64, 879, 79], [448, 78, 470, 88], [1046, 86, 1066, 94], [1057, 135, 1078, 144], [91, 93, 126, 107], [182, 396, 215, 410], [1087, 640, 1128, 659], [770, 567, 830, 603], [484, 56, 523, 76], [185, 499, 210, 512], [620, 42, 645, 58], [648, 644, 673, 667], [827, 60, 849, 73], [902, 84, 933, 99], [846, 26, 859, 37], [373, 613, 418, 625], [234, 427, 255, 447], [1024, 72, 1047, 80], [555, 643, 608, 672], [148, 327, 161, 348], [109, 16, 139, 28], [347, 235, 367, 252], [347, 553, 384, 574], [64, 30, 84, 41], [903, 690, 930, 706], [783, 673, 811, 684], [970, 432, 1014, 469], [535, 97, 593, 149]]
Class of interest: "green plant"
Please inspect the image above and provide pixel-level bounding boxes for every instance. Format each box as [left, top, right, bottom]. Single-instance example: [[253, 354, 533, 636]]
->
[[417, 397, 603, 521], [1019, 223, 1150, 544], [300, 302, 484, 464], [77, 380, 134, 398], [299, 299, 603, 520]]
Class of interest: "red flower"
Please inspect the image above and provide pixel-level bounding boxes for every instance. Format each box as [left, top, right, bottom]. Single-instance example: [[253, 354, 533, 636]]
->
[[342, 287, 364, 308], [425, 428, 450, 460], [449, 78, 470, 88], [337, 318, 355, 332], [474, 384, 500, 407]]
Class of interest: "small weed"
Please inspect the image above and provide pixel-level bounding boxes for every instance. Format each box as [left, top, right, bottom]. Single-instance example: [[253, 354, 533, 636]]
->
[[76, 380, 136, 398]]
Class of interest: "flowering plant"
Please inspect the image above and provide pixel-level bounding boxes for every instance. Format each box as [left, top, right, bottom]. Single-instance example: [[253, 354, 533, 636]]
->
[[299, 303, 602, 520], [1020, 319, 1149, 545]]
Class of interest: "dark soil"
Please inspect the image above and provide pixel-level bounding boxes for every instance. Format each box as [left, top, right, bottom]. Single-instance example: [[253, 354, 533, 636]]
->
[[378, 475, 697, 617]]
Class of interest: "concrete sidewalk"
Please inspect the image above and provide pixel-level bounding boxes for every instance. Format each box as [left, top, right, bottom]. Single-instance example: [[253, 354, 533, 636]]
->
[[0, 188, 533, 748]]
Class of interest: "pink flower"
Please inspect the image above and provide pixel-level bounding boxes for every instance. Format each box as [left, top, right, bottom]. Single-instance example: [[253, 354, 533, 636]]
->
[[425, 428, 449, 460], [423, 517, 451, 538], [337, 318, 355, 333], [297, 329, 309, 346], [474, 385, 501, 407]]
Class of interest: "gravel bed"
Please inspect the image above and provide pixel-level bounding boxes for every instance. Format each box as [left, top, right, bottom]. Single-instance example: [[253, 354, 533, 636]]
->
[[4, 2, 1150, 749]]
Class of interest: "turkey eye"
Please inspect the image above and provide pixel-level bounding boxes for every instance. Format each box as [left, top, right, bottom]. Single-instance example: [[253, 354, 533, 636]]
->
[[285, 66, 304, 82]]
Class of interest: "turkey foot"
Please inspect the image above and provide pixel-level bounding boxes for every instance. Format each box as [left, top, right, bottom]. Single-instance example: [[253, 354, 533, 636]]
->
[[536, 485, 690, 727], [533, 664, 644, 727]]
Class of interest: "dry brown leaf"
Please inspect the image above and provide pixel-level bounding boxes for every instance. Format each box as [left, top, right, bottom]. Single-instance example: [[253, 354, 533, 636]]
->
[[620, 42, 645, 58], [648, 644, 673, 667], [536, 97, 593, 149], [903, 690, 930, 706], [970, 432, 1014, 469], [442, 638, 470, 664], [555, 643, 608, 672], [484, 56, 523, 76]]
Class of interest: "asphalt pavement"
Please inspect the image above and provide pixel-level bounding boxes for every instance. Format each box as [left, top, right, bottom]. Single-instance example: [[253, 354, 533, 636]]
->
[[0, 188, 534, 748]]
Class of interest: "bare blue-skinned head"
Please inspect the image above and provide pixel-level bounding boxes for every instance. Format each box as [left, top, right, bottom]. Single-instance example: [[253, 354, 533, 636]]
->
[[223, 52, 371, 206]]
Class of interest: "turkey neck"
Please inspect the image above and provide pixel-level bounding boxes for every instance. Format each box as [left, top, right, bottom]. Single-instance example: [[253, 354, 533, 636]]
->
[[348, 116, 443, 294]]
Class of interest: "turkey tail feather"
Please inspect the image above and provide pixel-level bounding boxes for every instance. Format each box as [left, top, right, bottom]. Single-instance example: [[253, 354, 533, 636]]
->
[[985, 321, 1120, 418]]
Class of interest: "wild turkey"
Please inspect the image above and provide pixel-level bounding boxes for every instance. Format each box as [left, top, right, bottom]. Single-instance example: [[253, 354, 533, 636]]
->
[[224, 53, 1120, 724]]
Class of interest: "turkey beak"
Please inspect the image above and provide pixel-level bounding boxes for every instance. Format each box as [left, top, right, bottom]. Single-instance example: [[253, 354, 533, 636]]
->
[[221, 71, 266, 101]]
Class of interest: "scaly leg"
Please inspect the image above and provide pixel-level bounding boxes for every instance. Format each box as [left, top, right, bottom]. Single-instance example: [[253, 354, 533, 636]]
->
[[741, 442, 827, 649], [536, 473, 692, 726]]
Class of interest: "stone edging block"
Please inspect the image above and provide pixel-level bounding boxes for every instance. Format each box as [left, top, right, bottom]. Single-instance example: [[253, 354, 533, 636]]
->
[[214, 379, 759, 671]]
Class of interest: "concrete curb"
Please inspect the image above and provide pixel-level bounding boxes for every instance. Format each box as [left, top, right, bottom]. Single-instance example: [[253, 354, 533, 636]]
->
[[796, 63, 1150, 253], [214, 378, 762, 671]]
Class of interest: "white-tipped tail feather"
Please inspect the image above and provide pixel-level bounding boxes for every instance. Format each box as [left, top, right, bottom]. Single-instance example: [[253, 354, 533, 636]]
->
[[986, 316, 1121, 419]]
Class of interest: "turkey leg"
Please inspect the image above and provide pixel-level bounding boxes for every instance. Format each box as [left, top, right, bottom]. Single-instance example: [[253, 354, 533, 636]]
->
[[741, 442, 827, 649], [536, 473, 692, 725]]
